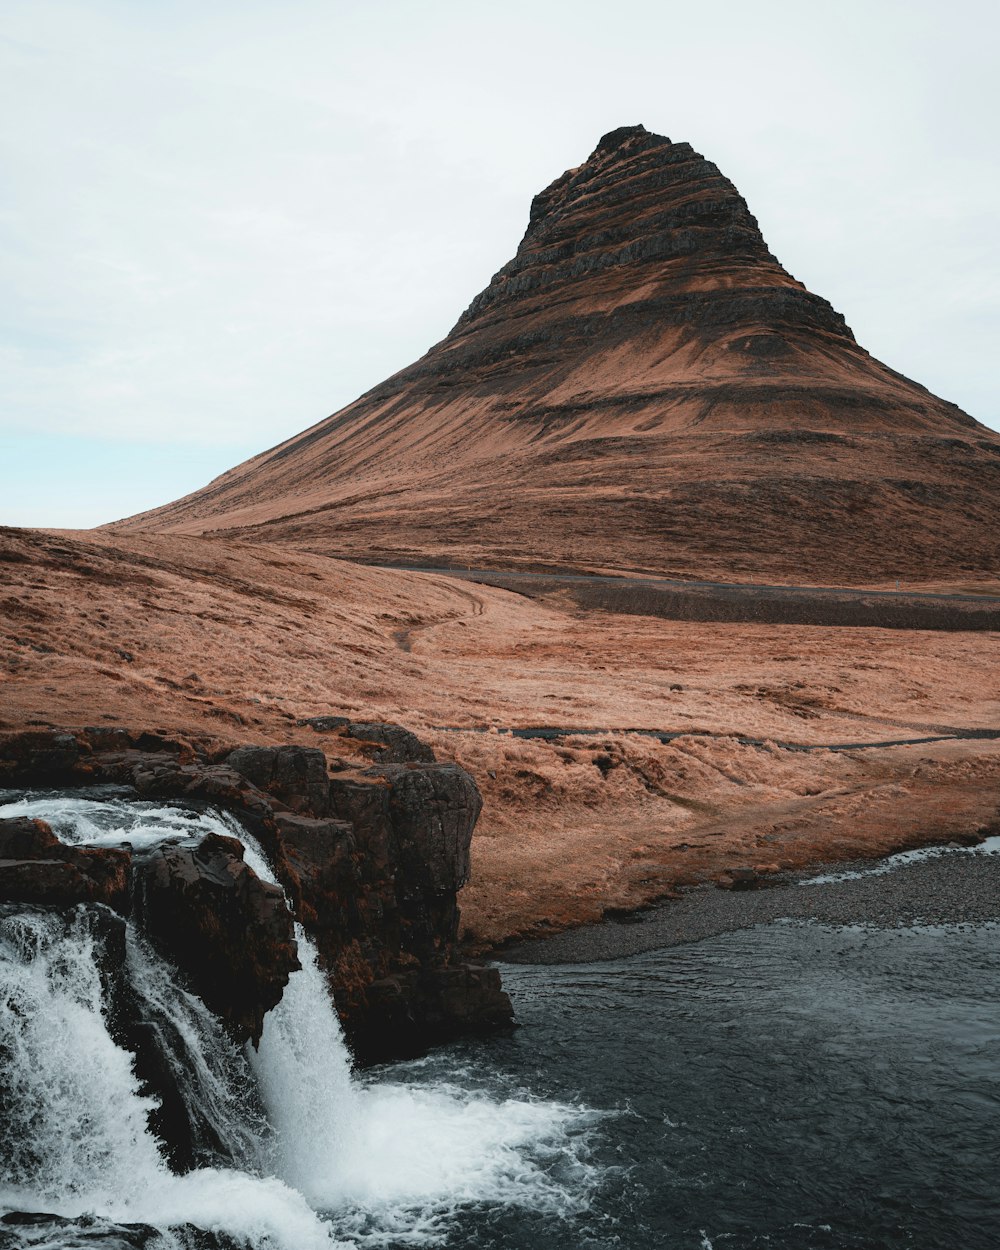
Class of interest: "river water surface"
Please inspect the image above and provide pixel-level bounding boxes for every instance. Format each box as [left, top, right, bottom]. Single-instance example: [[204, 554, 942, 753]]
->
[[1, 792, 997, 1249], [424, 920, 1000, 1249]]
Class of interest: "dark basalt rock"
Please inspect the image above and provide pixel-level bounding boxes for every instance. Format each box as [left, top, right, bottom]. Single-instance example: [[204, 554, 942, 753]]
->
[[273, 811, 360, 932], [298, 718, 437, 764], [0, 813, 298, 1051], [0, 727, 514, 1063], [451, 129, 851, 342], [224, 744, 331, 815], [352, 963, 515, 1064], [0, 817, 130, 913], [347, 722, 436, 764], [0, 1212, 244, 1248], [379, 763, 479, 894], [0, 1211, 165, 1248], [0, 730, 80, 781], [134, 833, 299, 1047], [358, 722, 437, 762]]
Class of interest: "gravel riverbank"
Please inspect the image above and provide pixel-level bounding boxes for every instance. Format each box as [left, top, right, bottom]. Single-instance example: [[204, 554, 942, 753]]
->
[[499, 838, 1000, 964]]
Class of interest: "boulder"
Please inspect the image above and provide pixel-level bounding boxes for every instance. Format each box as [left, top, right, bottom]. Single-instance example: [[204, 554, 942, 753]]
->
[[347, 722, 436, 762], [352, 964, 514, 1064], [0, 817, 130, 913], [0, 731, 80, 785], [225, 745, 331, 815]]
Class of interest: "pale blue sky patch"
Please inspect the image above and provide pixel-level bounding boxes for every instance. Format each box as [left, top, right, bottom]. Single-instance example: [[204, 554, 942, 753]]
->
[[1, 432, 260, 528]]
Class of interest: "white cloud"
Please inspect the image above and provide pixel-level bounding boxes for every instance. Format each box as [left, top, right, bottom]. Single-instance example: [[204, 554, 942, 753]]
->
[[1, 0, 998, 525]]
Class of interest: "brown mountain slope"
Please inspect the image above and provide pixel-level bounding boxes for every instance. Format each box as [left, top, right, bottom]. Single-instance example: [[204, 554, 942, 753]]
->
[[114, 125, 1000, 584]]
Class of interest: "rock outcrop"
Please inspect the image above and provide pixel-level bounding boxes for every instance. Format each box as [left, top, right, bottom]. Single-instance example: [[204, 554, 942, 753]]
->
[[0, 817, 131, 912], [135, 833, 299, 1045], [299, 717, 437, 764], [0, 806, 299, 1168], [111, 125, 1000, 585], [0, 725, 513, 1061], [0, 815, 297, 1048]]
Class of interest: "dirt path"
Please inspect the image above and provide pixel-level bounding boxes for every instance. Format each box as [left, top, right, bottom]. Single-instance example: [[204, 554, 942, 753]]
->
[[4, 528, 999, 952]]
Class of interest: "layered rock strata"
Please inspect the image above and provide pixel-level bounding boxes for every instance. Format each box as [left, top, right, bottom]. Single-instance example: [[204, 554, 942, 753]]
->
[[0, 727, 513, 1063], [113, 125, 1000, 584]]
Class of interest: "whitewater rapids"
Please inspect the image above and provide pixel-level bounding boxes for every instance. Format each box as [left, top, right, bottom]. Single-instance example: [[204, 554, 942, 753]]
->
[[0, 791, 601, 1249]]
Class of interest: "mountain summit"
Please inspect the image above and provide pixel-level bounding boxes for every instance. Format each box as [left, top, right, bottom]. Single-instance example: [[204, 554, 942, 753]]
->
[[115, 126, 1000, 583]]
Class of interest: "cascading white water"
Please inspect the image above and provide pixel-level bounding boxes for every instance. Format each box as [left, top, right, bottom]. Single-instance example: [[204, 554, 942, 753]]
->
[[125, 923, 271, 1172], [0, 906, 344, 1250], [0, 791, 600, 1249], [241, 819, 601, 1237], [234, 834, 363, 1197], [0, 908, 164, 1206]]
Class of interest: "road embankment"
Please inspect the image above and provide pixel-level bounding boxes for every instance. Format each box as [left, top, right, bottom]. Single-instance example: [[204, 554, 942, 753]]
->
[[389, 566, 1000, 631]]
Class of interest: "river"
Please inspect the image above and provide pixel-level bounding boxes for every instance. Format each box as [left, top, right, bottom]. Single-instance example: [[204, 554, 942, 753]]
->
[[1, 792, 997, 1249]]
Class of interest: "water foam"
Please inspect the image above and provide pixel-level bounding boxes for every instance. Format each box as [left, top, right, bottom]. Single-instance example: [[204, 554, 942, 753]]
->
[[0, 792, 600, 1248], [798, 833, 1000, 886], [0, 909, 342, 1250], [240, 825, 600, 1239], [0, 790, 239, 851]]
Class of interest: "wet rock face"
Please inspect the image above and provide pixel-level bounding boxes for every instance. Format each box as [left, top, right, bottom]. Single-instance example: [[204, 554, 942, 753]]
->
[[0, 815, 298, 1049], [294, 757, 509, 1056], [134, 833, 299, 1047], [0, 817, 130, 913], [0, 732, 80, 781], [274, 811, 361, 934], [353, 963, 517, 1065]]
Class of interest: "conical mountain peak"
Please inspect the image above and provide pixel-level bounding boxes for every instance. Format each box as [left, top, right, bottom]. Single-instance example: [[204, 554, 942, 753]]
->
[[591, 123, 657, 155], [459, 125, 847, 345], [113, 130, 1000, 585]]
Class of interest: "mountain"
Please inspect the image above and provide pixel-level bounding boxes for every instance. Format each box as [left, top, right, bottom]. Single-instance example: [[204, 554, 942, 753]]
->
[[113, 125, 1000, 583]]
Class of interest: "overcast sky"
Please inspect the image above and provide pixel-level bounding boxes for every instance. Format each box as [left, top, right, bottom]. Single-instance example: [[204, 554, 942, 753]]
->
[[2, 0, 998, 528]]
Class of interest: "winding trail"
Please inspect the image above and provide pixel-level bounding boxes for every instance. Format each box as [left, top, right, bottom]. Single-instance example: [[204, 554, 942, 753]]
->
[[392, 579, 486, 653], [384, 565, 1000, 603]]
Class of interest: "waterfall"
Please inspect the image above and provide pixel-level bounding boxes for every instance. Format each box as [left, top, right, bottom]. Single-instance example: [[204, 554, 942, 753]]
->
[[125, 922, 271, 1172], [0, 906, 343, 1250], [0, 908, 165, 1206], [0, 792, 599, 1249], [236, 832, 362, 1199]]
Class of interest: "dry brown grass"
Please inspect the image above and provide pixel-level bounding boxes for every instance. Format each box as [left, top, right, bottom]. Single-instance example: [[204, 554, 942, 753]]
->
[[3, 525, 998, 947]]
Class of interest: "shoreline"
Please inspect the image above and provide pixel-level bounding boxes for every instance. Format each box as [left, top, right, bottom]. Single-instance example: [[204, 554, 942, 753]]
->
[[497, 838, 1000, 965]]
